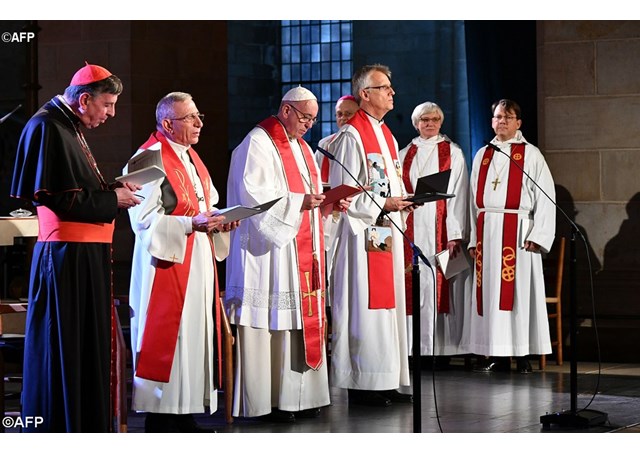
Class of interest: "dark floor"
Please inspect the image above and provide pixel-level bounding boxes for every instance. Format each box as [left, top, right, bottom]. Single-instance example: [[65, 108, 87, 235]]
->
[[4, 358, 640, 447]]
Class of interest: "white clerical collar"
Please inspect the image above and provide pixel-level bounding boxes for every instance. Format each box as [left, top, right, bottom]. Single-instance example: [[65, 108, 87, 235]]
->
[[165, 137, 191, 156], [55, 95, 73, 112], [416, 134, 444, 145], [494, 130, 525, 146]]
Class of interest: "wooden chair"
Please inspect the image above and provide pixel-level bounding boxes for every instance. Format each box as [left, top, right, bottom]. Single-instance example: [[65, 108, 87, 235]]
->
[[539, 237, 566, 370], [0, 301, 27, 433], [219, 291, 235, 424]]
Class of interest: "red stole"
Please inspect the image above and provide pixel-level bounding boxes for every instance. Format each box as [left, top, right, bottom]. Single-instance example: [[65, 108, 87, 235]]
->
[[321, 156, 330, 184], [135, 132, 223, 386], [258, 116, 325, 370], [474, 143, 525, 316], [348, 109, 398, 310], [402, 140, 451, 315]]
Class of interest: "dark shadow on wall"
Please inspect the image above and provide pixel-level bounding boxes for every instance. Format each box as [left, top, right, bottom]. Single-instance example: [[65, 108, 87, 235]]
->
[[585, 192, 640, 363], [543, 185, 601, 363]]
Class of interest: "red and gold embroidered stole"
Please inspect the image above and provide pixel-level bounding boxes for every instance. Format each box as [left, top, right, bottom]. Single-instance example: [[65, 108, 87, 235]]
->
[[348, 110, 398, 310], [258, 116, 326, 370], [475, 143, 525, 315], [135, 132, 223, 386], [401, 140, 452, 315]]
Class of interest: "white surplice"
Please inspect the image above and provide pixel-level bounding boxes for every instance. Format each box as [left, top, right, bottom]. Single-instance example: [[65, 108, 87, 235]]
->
[[225, 125, 330, 417], [328, 115, 410, 391], [461, 131, 555, 357], [399, 135, 472, 356], [126, 138, 229, 414]]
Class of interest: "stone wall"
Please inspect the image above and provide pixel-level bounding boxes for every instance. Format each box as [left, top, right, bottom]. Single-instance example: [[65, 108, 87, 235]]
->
[[539, 20, 640, 362]]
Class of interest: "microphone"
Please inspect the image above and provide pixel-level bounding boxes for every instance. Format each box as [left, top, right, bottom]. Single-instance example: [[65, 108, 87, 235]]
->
[[0, 104, 22, 125], [317, 146, 430, 268], [319, 144, 438, 433], [483, 139, 607, 424]]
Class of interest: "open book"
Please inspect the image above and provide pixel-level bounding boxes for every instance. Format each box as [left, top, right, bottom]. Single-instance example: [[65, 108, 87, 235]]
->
[[320, 184, 363, 207], [116, 148, 166, 185], [213, 197, 282, 224], [435, 247, 472, 279], [405, 169, 455, 204]]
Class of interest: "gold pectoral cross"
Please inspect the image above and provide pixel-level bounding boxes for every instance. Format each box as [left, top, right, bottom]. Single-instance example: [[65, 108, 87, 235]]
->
[[491, 177, 500, 190], [302, 272, 316, 317]]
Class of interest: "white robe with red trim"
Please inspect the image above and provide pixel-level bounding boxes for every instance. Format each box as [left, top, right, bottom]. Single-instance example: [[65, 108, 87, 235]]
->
[[399, 135, 472, 356], [461, 131, 555, 357], [328, 115, 411, 391], [225, 126, 330, 417], [126, 138, 229, 414]]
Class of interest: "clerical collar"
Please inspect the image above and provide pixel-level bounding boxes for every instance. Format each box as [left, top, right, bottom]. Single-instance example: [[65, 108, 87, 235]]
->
[[164, 136, 190, 154], [362, 109, 384, 124], [494, 130, 526, 145], [417, 134, 443, 144], [53, 95, 81, 127]]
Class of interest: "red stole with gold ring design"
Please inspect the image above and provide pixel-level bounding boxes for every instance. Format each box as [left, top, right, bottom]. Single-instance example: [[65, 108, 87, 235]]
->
[[475, 143, 525, 316]]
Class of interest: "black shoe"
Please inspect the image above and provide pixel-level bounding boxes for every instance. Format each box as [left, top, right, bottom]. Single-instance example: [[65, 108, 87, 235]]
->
[[176, 414, 216, 433], [257, 408, 296, 423], [145, 413, 181, 433], [516, 358, 532, 374], [294, 407, 321, 418], [348, 389, 391, 407], [379, 389, 413, 404], [473, 357, 510, 373]]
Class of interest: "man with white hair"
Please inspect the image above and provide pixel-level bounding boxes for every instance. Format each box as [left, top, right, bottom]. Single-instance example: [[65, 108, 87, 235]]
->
[[226, 86, 350, 422], [328, 64, 416, 407]]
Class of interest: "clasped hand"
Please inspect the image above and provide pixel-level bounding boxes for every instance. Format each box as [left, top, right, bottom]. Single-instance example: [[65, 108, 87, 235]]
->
[[192, 211, 237, 234], [115, 182, 143, 209]]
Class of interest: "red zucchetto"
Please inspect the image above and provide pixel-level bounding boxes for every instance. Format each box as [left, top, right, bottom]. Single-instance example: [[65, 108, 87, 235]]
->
[[69, 62, 112, 86]]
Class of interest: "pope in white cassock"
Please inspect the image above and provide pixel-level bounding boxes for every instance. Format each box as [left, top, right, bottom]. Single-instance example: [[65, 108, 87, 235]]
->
[[462, 98, 556, 374], [328, 64, 416, 407], [399, 101, 471, 358], [225, 86, 350, 422], [126, 92, 235, 432]]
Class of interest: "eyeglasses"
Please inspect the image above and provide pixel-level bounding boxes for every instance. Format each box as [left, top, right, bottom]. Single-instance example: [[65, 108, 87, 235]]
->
[[364, 85, 394, 93], [492, 115, 517, 122], [419, 116, 441, 124], [336, 111, 356, 118], [286, 104, 318, 125], [168, 112, 205, 123]]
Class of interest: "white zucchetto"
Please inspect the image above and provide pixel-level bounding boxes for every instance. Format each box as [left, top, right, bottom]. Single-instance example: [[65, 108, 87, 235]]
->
[[282, 86, 317, 102]]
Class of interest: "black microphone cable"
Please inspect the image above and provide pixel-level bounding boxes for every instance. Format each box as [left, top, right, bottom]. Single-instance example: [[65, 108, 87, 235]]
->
[[484, 140, 603, 412], [318, 146, 444, 433]]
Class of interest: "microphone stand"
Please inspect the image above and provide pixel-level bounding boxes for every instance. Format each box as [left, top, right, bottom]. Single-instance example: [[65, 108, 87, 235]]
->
[[318, 147, 434, 433], [483, 141, 608, 429], [0, 104, 22, 125]]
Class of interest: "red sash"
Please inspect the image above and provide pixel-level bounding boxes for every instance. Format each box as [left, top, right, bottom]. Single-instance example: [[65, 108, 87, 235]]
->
[[36, 206, 114, 243], [258, 116, 325, 370], [348, 110, 398, 310], [402, 140, 451, 315], [474, 143, 525, 316], [135, 132, 223, 386]]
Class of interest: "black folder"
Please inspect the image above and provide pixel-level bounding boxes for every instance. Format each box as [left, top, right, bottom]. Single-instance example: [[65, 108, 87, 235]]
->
[[405, 169, 455, 203]]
